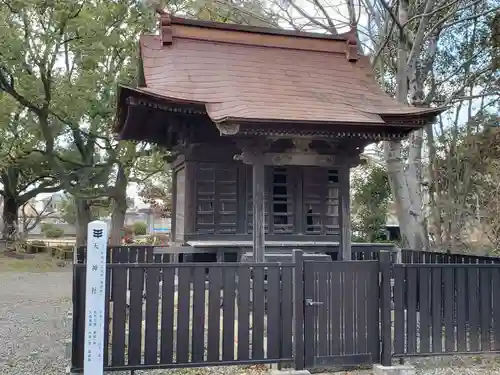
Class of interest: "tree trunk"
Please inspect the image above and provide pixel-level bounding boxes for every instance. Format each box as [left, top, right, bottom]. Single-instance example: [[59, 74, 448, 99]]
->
[[109, 165, 128, 245], [384, 0, 429, 250], [75, 199, 92, 247], [2, 195, 19, 241]]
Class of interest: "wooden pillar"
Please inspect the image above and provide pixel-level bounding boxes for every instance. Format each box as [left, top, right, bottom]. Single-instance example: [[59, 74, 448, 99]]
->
[[252, 160, 266, 262], [235, 139, 272, 262], [339, 163, 351, 260]]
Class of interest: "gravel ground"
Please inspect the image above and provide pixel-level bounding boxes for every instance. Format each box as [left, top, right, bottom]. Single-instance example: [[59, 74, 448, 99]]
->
[[0, 271, 72, 375], [410, 356, 500, 375]]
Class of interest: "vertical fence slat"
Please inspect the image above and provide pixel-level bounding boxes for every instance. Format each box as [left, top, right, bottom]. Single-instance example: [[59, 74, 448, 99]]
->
[[160, 267, 175, 364], [146, 248, 154, 263], [456, 268, 467, 352], [443, 267, 455, 352], [252, 266, 265, 360], [313, 269, 319, 358], [330, 265, 342, 355], [176, 267, 191, 364], [129, 247, 138, 263], [419, 267, 431, 354], [207, 267, 222, 362], [128, 267, 145, 365], [281, 266, 293, 359], [493, 268, 500, 350], [293, 250, 305, 370], [103, 268, 111, 366], [367, 264, 380, 362], [317, 263, 328, 357], [137, 247, 146, 263], [407, 268, 418, 354], [325, 267, 332, 357], [266, 266, 281, 360], [431, 267, 442, 353], [355, 264, 367, 355], [303, 262, 315, 366], [111, 266, 127, 366], [379, 252, 392, 366], [222, 267, 237, 361], [191, 267, 206, 363], [108, 248, 114, 303], [144, 267, 161, 365], [72, 266, 86, 370], [480, 267, 492, 351], [343, 265, 355, 354], [468, 268, 480, 351], [394, 266, 405, 354], [237, 266, 251, 361]]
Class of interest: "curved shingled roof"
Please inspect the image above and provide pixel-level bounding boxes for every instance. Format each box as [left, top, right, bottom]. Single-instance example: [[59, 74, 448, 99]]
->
[[131, 15, 443, 127]]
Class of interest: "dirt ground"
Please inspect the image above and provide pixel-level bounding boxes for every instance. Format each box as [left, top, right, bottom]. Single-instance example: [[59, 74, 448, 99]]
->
[[0, 251, 70, 272], [0, 259, 72, 375]]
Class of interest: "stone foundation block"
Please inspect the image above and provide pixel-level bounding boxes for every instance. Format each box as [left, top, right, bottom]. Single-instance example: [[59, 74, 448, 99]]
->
[[373, 364, 416, 375], [270, 370, 311, 375]]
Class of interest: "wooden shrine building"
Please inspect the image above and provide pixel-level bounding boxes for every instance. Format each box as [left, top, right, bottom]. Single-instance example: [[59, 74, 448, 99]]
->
[[115, 13, 442, 262]]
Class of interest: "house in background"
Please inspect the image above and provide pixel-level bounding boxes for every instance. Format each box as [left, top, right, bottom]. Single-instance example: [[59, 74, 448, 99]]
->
[[20, 192, 77, 237], [383, 203, 401, 242], [106, 207, 171, 235], [0, 192, 171, 239]]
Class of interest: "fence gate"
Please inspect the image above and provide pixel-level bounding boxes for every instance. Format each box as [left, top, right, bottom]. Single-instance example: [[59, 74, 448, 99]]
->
[[303, 260, 380, 368]]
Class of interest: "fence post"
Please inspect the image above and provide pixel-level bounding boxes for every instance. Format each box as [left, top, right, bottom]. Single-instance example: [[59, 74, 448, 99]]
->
[[293, 249, 305, 370], [379, 250, 392, 366], [71, 263, 81, 372], [394, 246, 402, 264]]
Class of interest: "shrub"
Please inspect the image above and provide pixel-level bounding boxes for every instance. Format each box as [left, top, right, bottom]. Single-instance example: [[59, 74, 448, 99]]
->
[[40, 222, 55, 233], [44, 227, 65, 238], [132, 221, 147, 236]]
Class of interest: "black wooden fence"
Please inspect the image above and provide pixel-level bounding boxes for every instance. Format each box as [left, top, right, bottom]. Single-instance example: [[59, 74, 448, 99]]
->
[[400, 249, 500, 265], [74, 244, 399, 265], [75, 246, 171, 264], [72, 262, 295, 372], [392, 263, 500, 357], [75, 245, 499, 266], [71, 247, 500, 373]]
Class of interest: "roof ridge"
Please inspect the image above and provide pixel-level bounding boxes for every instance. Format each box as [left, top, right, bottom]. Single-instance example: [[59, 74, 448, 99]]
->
[[156, 12, 350, 41], [153, 13, 359, 60]]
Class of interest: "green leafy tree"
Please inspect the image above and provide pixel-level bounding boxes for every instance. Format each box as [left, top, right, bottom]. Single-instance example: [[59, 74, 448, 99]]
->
[[0, 93, 61, 240], [0, 0, 279, 246], [352, 164, 391, 242], [0, 0, 158, 244], [58, 195, 111, 226]]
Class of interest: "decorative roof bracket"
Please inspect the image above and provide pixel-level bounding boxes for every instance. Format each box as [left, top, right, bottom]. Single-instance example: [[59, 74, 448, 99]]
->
[[216, 123, 240, 135], [345, 25, 358, 62], [160, 13, 173, 45]]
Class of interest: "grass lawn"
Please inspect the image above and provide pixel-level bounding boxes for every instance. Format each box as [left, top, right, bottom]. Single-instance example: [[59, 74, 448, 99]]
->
[[0, 251, 69, 272]]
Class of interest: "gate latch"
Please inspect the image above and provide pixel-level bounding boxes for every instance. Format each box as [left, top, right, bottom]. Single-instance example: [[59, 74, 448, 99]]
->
[[305, 298, 324, 306]]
